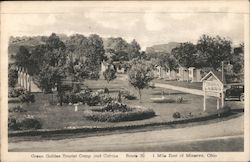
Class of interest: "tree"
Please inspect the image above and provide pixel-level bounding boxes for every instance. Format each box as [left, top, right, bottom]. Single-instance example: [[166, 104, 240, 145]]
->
[[128, 39, 141, 60], [15, 46, 31, 68], [171, 42, 198, 68], [128, 59, 154, 101], [36, 33, 67, 106], [103, 64, 117, 84], [196, 35, 232, 70], [86, 34, 105, 79]]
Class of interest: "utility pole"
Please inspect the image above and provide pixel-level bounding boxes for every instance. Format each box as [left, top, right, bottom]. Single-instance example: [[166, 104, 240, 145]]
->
[[222, 61, 224, 82]]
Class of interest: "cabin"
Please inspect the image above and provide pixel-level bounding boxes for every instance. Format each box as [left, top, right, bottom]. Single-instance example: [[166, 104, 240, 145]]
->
[[177, 67, 189, 81], [188, 67, 202, 82], [154, 65, 177, 80]]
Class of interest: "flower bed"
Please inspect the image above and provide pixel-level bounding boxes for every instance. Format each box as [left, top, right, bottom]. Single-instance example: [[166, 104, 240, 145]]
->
[[83, 102, 156, 122]]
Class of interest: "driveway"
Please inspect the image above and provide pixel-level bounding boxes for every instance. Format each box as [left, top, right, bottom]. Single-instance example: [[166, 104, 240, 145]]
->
[[155, 83, 203, 96]]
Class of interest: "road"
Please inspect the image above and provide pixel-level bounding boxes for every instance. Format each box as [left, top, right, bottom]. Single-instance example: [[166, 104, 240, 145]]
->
[[9, 115, 244, 152]]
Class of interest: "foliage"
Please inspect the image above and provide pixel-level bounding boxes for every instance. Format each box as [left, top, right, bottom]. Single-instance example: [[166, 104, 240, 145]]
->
[[8, 66, 18, 88], [176, 96, 184, 103], [19, 92, 35, 103], [196, 35, 232, 70], [128, 59, 154, 101], [171, 42, 198, 68], [9, 105, 27, 113], [8, 116, 42, 130], [8, 87, 26, 97], [84, 102, 155, 122], [173, 112, 181, 118], [15, 46, 31, 68], [121, 90, 137, 100], [35, 33, 67, 105], [103, 64, 117, 83]]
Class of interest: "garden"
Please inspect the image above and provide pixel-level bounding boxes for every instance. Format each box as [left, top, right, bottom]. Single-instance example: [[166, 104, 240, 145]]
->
[[8, 75, 240, 132]]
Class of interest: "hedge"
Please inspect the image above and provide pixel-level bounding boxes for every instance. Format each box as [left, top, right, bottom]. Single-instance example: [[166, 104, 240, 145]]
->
[[83, 102, 156, 122]]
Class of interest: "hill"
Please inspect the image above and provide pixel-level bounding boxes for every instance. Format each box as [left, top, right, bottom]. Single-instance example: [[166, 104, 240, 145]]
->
[[145, 42, 180, 54]]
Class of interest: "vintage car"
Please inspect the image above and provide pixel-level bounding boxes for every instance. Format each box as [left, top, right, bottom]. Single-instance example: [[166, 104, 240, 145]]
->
[[225, 83, 244, 101]]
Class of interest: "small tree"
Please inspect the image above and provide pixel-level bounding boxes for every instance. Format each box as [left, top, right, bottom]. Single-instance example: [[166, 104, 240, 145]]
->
[[128, 59, 154, 101], [103, 64, 117, 84]]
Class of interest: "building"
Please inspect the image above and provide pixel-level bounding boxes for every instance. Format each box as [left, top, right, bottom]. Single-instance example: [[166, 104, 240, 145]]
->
[[188, 67, 202, 82]]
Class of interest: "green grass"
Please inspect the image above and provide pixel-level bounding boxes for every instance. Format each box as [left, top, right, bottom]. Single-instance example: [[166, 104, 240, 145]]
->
[[8, 75, 243, 130]]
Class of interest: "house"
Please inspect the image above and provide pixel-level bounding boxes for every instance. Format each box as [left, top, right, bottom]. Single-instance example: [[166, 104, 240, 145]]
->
[[177, 67, 189, 81], [154, 65, 177, 80], [188, 67, 202, 82]]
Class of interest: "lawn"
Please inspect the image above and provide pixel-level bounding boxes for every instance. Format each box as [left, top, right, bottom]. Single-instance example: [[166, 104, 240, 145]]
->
[[8, 75, 243, 130], [155, 79, 203, 90]]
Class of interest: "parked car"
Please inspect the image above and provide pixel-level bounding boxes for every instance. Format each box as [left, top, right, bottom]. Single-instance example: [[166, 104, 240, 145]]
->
[[225, 83, 244, 101]]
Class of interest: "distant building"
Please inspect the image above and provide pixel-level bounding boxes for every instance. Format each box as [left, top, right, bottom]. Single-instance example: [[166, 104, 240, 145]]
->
[[188, 67, 202, 82]]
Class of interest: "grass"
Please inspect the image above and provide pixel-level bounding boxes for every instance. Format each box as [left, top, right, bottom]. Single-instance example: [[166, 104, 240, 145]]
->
[[155, 79, 203, 90], [8, 74, 243, 130]]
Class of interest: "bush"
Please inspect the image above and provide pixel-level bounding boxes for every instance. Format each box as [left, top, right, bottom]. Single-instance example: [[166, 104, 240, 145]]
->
[[99, 94, 114, 105], [8, 68, 18, 88], [104, 87, 109, 93], [176, 96, 183, 103], [173, 112, 181, 118], [8, 87, 26, 98], [19, 92, 35, 103], [8, 117, 21, 130], [9, 105, 27, 113], [8, 116, 42, 130], [20, 118, 42, 130], [84, 102, 155, 122], [86, 93, 101, 106], [151, 97, 175, 103], [121, 90, 137, 100]]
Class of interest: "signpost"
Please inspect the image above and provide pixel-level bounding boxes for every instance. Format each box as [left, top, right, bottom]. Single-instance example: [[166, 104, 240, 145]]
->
[[201, 71, 225, 112]]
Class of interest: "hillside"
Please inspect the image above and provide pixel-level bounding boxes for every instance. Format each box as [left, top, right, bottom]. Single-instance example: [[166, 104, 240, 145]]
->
[[145, 42, 180, 54]]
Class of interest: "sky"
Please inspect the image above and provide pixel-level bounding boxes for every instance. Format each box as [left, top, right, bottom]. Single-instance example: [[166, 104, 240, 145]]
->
[[2, 1, 248, 49]]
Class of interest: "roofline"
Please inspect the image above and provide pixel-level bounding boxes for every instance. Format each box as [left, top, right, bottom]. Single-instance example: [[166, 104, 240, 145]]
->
[[200, 71, 223, 84]]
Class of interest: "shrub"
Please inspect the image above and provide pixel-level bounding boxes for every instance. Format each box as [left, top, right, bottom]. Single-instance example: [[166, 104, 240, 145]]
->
[[8, 116, 42, 130], [20, 118, 42, 130], [173, 112, 181, 118], [176, 96, 183, 103], [9, 105, 27, 113], [121, 90, 137, 100], [19, 92, 35, 103], [8, 68, 18, 88], [86, 93, 101, 106], [104, 87, 109, 93], [99, 94, 114, 105], [8, 87, 26, 98], [84, 102, 155, 122]]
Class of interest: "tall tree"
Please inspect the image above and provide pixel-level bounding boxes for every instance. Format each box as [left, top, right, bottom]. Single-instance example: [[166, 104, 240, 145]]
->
[[128, 59, 154, 101], [171, 42, 198, 68], [196, 34, 232, 70], [128, 39, 141, 60], [15, 46, 31, 68], [37, 33, 67, 106]]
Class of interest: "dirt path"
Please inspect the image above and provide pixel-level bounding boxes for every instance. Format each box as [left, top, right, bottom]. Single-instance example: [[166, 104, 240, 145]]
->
[[155, 83, 203, 96]]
